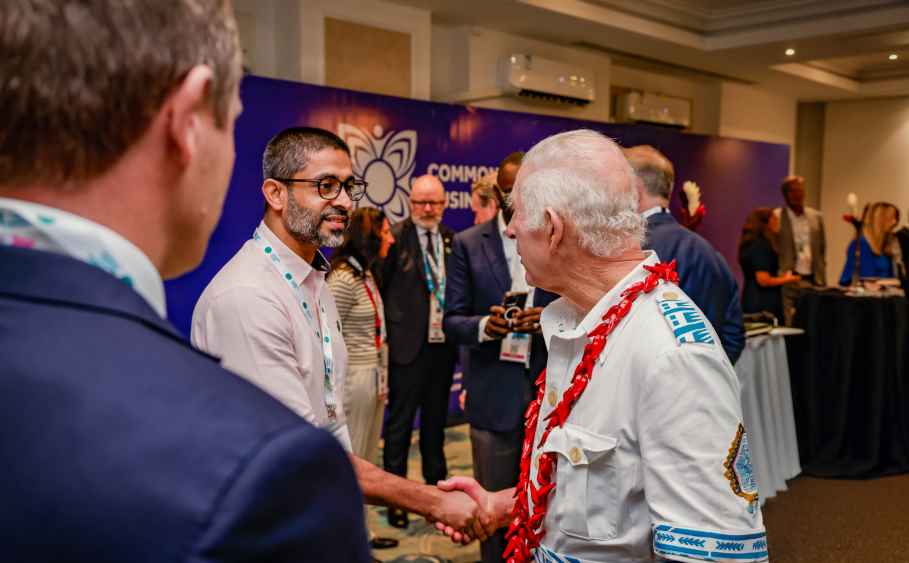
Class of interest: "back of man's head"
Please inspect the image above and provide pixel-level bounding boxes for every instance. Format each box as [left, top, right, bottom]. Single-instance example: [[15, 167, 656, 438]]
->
[[516, 129, 643, 257], [0, 0, 243, 187], [262, 127, 351, 181], [624, 145, 675, 201]]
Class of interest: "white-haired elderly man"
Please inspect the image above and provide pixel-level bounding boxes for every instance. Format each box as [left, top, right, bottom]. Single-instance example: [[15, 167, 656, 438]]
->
[[436, 129, 768, 563]]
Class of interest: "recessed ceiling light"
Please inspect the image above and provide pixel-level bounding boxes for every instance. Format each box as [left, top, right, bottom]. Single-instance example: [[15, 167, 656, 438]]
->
[[889, 53, 899, 61], [785, 48, 796, 56]]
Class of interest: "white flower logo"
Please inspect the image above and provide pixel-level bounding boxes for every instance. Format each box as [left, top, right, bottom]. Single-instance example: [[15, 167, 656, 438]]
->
[[338, 123, 417, 223]]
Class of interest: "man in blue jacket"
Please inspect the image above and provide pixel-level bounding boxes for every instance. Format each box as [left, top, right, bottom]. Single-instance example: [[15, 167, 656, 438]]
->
[[444, 152, 558, 562], [625, 145, 745, 364], [0, 2, 370, 561]]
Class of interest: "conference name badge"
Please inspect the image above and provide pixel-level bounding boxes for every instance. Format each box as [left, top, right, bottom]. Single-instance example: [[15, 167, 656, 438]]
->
[[428, 294, 446, 343], [500, 332, 530, 364]]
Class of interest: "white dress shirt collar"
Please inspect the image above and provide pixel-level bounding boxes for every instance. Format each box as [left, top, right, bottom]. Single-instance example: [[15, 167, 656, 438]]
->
[[642, 206, 665, 219], [541, 251, 660, 346], [414, 223, 439, 237]]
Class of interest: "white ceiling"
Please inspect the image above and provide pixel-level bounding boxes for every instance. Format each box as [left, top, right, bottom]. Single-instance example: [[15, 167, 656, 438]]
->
[[387, 0, 909, 101]]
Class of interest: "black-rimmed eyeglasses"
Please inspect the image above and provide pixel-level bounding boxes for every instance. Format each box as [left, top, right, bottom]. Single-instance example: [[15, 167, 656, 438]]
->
[[273, 176, 368, 202]]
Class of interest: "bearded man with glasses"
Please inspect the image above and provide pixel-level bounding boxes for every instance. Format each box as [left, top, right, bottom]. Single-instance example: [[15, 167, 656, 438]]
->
[[193, 127, 493, 547]]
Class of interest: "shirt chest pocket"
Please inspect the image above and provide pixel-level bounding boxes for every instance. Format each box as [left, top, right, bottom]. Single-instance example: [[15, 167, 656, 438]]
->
[[541, 424, 624, 541]]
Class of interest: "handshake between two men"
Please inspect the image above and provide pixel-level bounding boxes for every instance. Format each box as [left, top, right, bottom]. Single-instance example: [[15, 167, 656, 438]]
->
[[433, 477, 516, 545]]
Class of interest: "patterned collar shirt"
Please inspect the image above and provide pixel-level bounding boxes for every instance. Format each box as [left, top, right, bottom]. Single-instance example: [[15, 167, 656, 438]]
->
[[0, 197, 166, 317], [192, 221, 351, 450], [531, 251, 768, 563]]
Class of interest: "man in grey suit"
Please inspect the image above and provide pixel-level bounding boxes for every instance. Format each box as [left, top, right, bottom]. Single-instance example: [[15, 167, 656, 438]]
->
[[776, 175, 826, 323], [777, 176, 826, 285]]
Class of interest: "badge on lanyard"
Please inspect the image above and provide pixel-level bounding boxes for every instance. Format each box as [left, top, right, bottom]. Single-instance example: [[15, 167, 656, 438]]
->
[[423, 233, 447, 344], [499, 289, 533, 366], [500, 332, 530, 364], [428, 294, 446, 343]]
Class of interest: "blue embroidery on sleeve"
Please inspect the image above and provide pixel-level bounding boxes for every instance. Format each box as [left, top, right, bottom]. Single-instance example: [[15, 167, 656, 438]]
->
[[656, 292, 716, 345], [653, 524, 769, 562]]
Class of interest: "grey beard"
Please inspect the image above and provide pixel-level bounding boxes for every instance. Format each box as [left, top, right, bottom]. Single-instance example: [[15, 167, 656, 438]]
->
[[285, 197, 346, 248], [412, 215, 441, 231]]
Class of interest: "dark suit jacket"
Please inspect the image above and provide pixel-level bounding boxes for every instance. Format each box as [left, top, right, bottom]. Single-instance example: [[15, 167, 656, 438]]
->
[[644, 211, 745, 364], [382, 218, 455, 366], [778, 206, 826, 285], [443, 219, 558, 433], [898, 227, 909, 291], [0, 245, 369, 563]]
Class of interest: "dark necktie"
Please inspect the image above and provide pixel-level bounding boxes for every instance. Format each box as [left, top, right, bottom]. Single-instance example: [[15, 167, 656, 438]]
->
[[425, 230, 437, 262], [425, 230, 440, 288]]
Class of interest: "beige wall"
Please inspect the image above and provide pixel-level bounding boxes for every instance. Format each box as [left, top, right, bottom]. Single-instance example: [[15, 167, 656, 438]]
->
[[719, 83, 797, 163], [232, 0, 432, 99], [324, 18, 412, 98], [820, 96, 909, 285], [233, 0, 283, 78], [795, 102, 825, 210]]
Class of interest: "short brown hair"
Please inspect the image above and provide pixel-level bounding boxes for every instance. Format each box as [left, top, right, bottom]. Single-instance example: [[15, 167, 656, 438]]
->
[[0, 0, 243, 186], [780, 175, 804, 197]]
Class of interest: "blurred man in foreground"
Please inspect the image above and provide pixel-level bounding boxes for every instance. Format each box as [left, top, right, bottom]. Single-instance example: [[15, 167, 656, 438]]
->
[[0, 2, 369, 561]]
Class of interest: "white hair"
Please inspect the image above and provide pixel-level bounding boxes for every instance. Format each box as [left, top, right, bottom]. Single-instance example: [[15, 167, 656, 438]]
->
[[514, 129, 645, 257]]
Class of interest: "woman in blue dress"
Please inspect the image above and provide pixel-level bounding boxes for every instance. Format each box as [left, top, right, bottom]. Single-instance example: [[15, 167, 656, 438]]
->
[[839, 202, 901, 285]]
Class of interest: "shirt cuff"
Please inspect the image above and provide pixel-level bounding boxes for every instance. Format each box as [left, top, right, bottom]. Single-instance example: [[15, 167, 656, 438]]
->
[[328, 422, 353, 453], [478, 315, 496, 343]]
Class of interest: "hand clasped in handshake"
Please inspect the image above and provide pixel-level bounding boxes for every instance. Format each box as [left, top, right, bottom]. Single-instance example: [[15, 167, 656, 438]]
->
[[430, 477, 515, 545]]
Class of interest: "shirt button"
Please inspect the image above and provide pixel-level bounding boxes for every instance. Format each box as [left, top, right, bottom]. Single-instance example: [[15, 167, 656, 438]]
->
[[547, 388, 558, 407], [569, 447, 582, 464]]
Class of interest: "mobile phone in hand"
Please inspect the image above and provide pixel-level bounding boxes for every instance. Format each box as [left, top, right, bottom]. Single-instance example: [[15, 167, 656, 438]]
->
[[502, 291, 528, 322]]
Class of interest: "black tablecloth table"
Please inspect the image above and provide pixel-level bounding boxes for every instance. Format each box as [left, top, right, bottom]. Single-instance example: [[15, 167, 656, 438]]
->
[[788, 289, 909, 478]]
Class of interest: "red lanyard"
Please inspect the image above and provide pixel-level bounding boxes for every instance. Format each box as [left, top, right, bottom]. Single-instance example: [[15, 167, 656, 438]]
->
[[361, 276, 382, 351]]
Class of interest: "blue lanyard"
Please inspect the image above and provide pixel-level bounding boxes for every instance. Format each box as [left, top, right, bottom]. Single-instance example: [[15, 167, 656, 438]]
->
[[252, 228, 339, 421], [422, 234, 446, 309]]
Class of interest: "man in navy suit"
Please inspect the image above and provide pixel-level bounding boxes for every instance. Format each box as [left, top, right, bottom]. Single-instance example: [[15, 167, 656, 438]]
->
[[0, 2, 370, 561], [444, 152, 558, 562], [625, 145, 745, 364]]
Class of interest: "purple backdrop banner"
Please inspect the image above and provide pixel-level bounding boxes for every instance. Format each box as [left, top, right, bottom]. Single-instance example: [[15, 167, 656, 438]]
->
[[165, 75, 790, 336]]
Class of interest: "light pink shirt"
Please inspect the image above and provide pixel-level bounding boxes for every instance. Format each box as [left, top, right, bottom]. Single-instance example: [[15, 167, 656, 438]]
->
[[191, 221, 351, 450]]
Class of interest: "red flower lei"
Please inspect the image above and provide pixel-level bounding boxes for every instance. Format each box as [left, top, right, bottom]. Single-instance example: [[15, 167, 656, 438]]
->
[[503, 261, 679, 562]]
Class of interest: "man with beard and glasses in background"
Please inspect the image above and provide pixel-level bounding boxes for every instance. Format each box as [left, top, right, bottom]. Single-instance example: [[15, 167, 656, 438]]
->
[[380, 174, 458, 529], [193, 127, 492, 547]]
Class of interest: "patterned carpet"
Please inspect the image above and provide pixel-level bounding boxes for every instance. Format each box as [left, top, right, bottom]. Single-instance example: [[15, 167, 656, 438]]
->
[[368, 424, 481, 563]]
